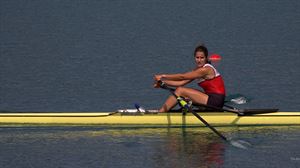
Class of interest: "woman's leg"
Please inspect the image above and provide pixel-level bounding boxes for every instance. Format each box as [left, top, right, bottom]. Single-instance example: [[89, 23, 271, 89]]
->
[[159, 87, 208, 112]]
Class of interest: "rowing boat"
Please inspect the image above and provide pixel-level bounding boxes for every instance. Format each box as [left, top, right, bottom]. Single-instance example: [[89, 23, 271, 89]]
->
[[0, 111, 299, 126]]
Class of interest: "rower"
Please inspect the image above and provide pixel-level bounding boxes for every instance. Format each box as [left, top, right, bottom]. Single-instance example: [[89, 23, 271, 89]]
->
[[154, 44, 226, 112]]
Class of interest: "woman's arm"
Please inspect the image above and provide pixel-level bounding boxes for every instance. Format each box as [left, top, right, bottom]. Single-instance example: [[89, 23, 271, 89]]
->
[[153, 78, 191, 88], [162, 79, 192, 87], [153, 74, 192, 88], [154, 67, 213, 88], [156, 67, 210, 81]]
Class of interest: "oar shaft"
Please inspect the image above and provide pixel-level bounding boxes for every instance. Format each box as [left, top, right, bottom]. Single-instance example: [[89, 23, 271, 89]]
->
[[190, 109, 227, 141], [159, 81, 228, 141]]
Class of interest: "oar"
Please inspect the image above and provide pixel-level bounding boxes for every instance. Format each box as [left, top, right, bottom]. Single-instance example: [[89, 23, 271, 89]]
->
[[158, 81, 228, 141], [158, 81, 253, 149]]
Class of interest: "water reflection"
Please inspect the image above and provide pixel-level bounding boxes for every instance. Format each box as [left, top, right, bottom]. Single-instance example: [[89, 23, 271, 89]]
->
[[0, 126, 227, 168], [153, 128, 225, 168], [0, 126, 299, 168]]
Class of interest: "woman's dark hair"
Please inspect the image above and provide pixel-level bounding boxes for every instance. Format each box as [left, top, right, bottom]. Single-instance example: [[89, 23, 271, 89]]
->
[[194, 45, 208, 57], [194, 45, 210, 63]]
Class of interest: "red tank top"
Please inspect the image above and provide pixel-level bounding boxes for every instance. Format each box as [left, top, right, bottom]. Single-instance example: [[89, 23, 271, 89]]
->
[[197, 64, 226, 95]]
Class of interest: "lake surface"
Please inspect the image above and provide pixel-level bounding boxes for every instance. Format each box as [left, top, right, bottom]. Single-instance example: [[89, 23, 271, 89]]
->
[[1, 0, 299, 112], [0, 0, 300, 168], [0, 126, 300, 168]]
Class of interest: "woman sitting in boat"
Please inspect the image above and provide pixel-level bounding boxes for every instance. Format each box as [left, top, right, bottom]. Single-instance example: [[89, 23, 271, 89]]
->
[[154, 45, 226, 112]]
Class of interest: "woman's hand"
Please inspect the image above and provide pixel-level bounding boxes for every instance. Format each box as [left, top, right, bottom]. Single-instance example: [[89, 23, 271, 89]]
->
[[153, 82, 160, 88], [153, 74, 164, 88], [154, 74, 165, 81]]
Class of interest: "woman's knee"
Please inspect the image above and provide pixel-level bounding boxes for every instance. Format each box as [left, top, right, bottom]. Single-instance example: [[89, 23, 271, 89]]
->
[[175, 87, 186, 95]]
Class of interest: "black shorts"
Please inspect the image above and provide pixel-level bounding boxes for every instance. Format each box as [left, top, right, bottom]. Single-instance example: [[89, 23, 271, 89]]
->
[[207, 93, 225, 108]]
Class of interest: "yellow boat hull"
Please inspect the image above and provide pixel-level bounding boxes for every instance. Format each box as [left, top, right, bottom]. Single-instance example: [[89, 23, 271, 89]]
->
[[0, 112, 300, 126]]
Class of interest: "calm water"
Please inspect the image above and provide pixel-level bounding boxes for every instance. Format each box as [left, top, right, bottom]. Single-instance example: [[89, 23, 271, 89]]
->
[[0, 126, 300, 168], [1, 0, 300, 167], [1, 0, 299, 112]]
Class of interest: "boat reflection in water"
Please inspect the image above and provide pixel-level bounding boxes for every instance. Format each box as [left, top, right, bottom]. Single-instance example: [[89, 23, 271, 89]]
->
[[1, 126, 299, 168]]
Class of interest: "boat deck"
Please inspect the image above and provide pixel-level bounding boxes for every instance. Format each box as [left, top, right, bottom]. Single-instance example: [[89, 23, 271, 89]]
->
[[0, 111, 299, 126]]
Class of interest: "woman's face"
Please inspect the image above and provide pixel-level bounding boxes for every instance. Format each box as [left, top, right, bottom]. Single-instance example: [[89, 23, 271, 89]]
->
[[194, 51, 207, 67]]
